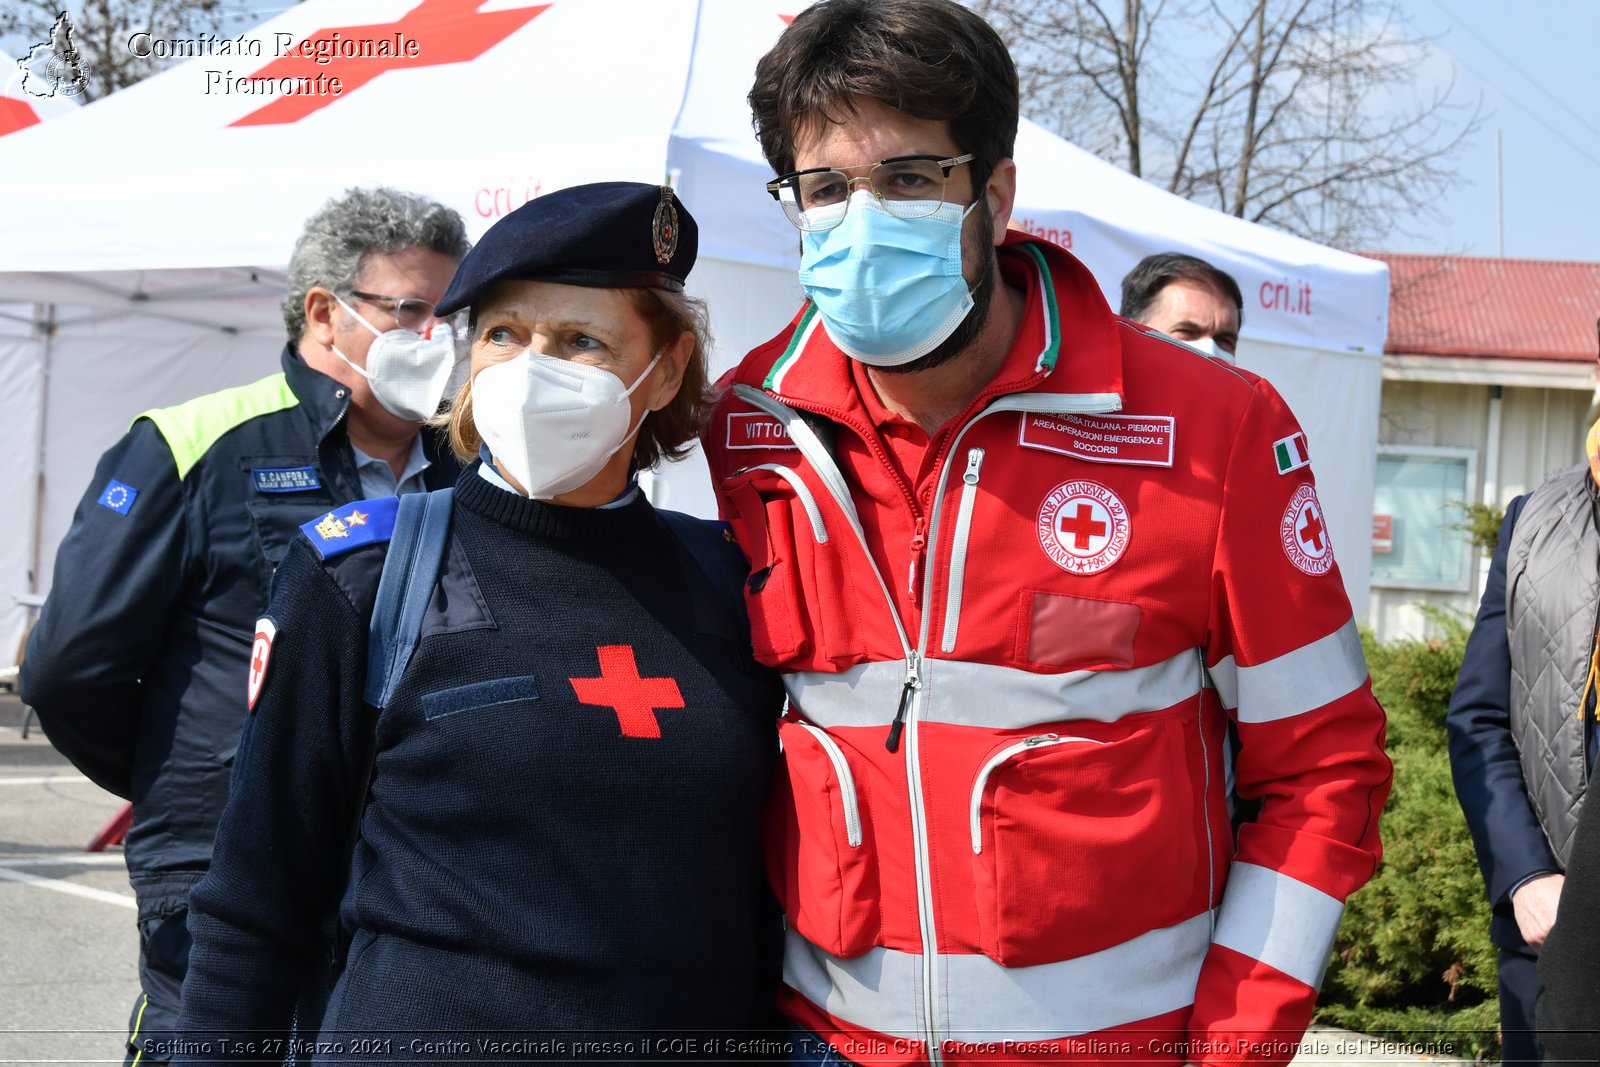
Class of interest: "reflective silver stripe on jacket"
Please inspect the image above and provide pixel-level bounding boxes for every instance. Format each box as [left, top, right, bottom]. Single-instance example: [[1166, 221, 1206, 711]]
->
[[1212, 861, 1344, 989], [1206, 618, 1366, 722], [782, 912, 1212, 1041], [784, 648, 1208, 730]]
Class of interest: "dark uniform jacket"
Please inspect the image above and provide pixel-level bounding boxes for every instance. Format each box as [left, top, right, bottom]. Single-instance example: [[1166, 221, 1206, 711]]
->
[[20, 344, 460, 975]]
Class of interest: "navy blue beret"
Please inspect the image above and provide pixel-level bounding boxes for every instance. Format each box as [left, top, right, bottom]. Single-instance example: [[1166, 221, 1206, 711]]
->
[[435, 181, 698, 316]]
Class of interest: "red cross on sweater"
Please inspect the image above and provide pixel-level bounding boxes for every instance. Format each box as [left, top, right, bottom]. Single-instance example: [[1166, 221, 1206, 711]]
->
[[569, 645, 684, 739]]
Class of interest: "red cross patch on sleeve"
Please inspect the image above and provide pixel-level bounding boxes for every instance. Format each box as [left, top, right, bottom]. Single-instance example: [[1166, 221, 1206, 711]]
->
[[1280, 484, 1334, 575], [247, 617, 278, 711]]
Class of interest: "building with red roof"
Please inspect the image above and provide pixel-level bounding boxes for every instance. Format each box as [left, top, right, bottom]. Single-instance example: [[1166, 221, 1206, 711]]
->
[[1363, 252, 1599, 638]]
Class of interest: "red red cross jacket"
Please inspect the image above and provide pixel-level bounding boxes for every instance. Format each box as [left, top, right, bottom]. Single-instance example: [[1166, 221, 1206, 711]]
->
[[702, 235, 1391, 1067]]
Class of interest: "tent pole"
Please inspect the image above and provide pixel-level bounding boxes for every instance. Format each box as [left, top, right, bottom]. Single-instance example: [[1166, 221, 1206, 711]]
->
[[28, 303, 55, 597]]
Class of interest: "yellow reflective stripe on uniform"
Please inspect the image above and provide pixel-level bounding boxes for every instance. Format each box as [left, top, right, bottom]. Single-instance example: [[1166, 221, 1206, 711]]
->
[[1207, 618, 1366, 722], [127, 993, 149, 1064], [138, 372, 301, 480], [782, 912, 1212, 1041], [1212, 862, 1345, 988], [784, 647, 1207, 730]]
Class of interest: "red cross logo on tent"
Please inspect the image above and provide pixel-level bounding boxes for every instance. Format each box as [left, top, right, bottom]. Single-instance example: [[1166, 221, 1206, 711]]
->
[[569, 644, 684, 739], [1037, 480, 1131, 575], [230, 0, 551, 127], [0, 98, 42, 139], [1280, 483, 1334, 576]]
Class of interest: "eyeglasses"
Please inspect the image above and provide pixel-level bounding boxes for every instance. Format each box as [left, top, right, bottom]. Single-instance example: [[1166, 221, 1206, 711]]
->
[[348, 290, 439, 332], [766, 154, 975, 232]]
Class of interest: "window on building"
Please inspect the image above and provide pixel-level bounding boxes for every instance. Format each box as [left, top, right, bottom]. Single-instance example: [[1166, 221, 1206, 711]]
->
[[1371, 446, 1477, 592]]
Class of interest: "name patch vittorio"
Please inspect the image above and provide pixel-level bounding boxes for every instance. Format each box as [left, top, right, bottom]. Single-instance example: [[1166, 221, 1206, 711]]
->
[[726, 412, 797, 450], [1019, 412, 1175, 467], [252, 466, 322, 493]]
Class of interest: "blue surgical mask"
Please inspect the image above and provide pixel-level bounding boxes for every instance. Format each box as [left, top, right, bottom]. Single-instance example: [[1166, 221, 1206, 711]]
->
[[798, 191, 979, 367]]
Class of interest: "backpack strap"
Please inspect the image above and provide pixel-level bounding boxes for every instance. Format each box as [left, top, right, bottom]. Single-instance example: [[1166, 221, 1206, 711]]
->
[[657, 510, 748, 618], [321, 488, 455, 985], [363, 488, 454, 709]]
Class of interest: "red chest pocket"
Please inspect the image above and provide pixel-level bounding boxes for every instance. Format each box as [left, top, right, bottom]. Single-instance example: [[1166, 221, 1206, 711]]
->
[[721, 465, 868, 669]]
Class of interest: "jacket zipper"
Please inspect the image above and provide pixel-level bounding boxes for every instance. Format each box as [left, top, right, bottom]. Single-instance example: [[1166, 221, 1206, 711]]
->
[[939, 449, 986, 654], [795, 721, 863, 847], [734, 383, 1118, 1065], [735, 464, 830, 544], [908, 393, 1118, 1065], [968, 734, 1103, 853], [908, 516, 928, 604]]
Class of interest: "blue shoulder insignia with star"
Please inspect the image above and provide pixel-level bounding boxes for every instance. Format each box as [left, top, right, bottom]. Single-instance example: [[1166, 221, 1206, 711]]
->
[[300, 497, 400, 560]]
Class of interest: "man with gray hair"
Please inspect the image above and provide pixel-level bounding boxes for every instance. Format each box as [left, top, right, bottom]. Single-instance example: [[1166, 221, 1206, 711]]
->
[[21, 187, 467, 1065]]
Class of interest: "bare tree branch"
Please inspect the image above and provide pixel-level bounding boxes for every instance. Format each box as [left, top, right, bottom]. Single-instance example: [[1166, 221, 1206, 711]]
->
[[980, 0, 1483, 248], [2, 0, 278, 101]]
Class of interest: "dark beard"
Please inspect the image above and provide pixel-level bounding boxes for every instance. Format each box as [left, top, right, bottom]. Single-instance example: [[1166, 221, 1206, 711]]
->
[[875, 205, 998, 376]]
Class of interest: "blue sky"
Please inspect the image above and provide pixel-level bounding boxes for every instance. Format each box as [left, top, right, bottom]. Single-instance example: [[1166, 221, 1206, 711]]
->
[[1387, 0, 1600, 261]]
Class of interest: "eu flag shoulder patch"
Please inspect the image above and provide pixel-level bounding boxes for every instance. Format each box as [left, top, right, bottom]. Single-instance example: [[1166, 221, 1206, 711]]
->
[[97, 479, 139, 516], [300, 496, 400, 560]]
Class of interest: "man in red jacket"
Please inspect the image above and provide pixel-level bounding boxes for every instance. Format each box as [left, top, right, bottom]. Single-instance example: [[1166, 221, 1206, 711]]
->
[[701, 3, 1392, 1065]]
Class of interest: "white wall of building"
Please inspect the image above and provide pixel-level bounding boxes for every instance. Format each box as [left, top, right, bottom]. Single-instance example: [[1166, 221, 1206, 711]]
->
[[1368, 375, 1593, 642]]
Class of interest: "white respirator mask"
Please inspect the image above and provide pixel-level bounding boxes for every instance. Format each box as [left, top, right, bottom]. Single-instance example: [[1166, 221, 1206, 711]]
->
[[472, 349, 662, 500], [331, 295, 458, 422], [1180, 336, 1236, 364]]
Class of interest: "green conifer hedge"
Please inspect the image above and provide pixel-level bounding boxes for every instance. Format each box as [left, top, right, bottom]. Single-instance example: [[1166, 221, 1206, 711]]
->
[[1314, 614, 1500, 1059]]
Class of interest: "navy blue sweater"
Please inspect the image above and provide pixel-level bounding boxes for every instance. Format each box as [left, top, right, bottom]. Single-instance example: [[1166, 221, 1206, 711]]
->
[[175, 468, 781, 1062]]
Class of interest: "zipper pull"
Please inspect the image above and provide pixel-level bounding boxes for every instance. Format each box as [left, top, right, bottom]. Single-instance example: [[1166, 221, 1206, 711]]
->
[[1023, 733, 1059, 746], [964, 448, 985, 485], [886, 651, 921, 752], [907, 516, 927, 602]]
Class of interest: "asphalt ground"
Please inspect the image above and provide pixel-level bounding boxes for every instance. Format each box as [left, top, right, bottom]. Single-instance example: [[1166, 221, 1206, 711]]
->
[[0, 693, 140, 1065], [0, 692, 1470, 1066]]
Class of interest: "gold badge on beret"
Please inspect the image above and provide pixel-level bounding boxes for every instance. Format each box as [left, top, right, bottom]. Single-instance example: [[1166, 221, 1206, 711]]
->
[[652, 186, 679, 266]]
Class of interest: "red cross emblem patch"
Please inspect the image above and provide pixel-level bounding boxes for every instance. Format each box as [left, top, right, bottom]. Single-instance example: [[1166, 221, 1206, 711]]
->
[[1037, 480, 1131, 575], [569, 645, 684, 739], [1281, 483, 1334, 576], [247, 617, 277, 711]]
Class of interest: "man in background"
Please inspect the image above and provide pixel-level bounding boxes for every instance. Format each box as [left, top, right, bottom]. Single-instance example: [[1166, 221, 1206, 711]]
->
[[1120, 250, 1243, 358], [1447, 322, 1600, 1065], [21, 187, 467, 1064]]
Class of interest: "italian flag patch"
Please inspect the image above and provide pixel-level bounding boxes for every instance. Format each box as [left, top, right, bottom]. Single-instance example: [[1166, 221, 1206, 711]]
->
[[1273, 432, 1311, 475]]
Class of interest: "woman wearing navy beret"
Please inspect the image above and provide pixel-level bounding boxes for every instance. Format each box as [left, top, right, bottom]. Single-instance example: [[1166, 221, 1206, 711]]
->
[[174, 183, 782, 1063]]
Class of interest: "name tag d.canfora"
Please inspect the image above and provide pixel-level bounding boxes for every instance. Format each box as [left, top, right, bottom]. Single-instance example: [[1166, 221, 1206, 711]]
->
[[252, 466, 322, 492]]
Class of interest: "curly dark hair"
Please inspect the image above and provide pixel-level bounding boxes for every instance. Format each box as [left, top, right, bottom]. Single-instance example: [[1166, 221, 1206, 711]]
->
[[749, 0, 1019, 192]]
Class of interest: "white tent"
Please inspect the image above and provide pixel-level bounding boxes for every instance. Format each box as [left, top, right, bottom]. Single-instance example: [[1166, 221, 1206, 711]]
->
[[0, 0, 1387, 661], [1, 46, 80, 668]]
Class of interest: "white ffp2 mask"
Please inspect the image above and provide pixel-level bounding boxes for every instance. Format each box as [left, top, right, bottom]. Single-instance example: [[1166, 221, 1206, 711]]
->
[[332, 295, 458, 422], [472, 349, 661, 500]]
